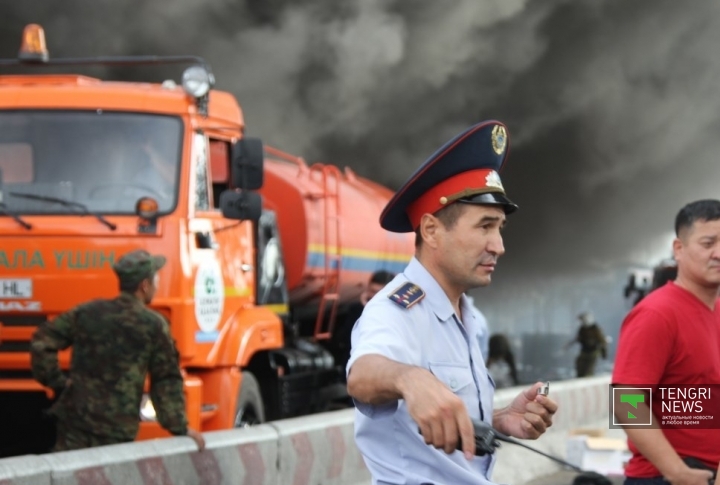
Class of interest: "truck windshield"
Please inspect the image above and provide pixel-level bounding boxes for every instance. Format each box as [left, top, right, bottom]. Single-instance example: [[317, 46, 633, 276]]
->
[[0, 111, 182, 215]]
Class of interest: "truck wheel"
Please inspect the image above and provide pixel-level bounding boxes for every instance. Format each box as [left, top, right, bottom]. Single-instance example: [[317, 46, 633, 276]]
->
[[234, 371, 265, 428]]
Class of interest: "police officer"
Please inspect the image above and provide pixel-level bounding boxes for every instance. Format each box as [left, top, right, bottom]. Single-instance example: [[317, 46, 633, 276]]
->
[[30, 249, 205, 451], [346, 121, 558, 485]]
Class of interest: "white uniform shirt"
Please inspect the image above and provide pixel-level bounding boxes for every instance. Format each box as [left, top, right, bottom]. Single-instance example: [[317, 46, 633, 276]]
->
[[348, 257, 497, 485]]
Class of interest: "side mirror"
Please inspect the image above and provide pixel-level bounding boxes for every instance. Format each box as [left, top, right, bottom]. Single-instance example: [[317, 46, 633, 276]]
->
[[231, 137, 264, 190], [219, 190, 262, 222]]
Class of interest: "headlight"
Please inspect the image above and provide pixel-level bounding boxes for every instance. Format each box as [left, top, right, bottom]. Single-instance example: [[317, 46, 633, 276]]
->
[[139, 394, 157, 421], [182, 66, 214, 98]]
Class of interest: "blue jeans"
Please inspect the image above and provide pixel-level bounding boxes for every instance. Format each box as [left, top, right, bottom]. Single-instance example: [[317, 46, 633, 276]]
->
[[624, 478, 669, 485]]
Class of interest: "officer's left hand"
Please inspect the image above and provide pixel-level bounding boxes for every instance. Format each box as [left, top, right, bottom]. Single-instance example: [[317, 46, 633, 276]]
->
[[493, 382, 557, 439]]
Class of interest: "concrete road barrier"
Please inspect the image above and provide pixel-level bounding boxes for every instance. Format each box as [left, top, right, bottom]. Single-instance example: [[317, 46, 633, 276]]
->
[[271, 410, 368, 485], [29, 425, 278, 485], [0, 455, 51, 485], [0, 374, 611, 485]]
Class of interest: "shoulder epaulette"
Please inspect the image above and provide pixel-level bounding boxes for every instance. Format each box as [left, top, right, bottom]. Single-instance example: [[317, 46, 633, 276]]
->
[[388, 282, 425, 309]]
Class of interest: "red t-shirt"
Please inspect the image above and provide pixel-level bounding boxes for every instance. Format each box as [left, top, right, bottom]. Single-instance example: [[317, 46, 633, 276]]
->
[[612, 282, 720, 477]]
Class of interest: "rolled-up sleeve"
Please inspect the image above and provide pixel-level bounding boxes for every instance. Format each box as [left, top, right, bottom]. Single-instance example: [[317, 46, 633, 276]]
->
[[346, 297, 422, 418], [30, 310, 76, 391]]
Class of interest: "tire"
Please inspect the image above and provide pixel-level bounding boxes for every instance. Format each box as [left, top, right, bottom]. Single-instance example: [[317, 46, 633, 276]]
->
[[234, 371, 265, 428]]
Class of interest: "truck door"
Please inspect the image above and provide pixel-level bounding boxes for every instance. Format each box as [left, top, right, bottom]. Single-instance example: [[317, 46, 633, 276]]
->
[[187, 133, 254, 356]]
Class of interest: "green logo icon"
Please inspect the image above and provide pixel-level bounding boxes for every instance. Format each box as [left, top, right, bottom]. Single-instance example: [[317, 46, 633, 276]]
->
[[205, 277, 216, 295], [612, 387, 652, 427], [621, 394, 645, 419]]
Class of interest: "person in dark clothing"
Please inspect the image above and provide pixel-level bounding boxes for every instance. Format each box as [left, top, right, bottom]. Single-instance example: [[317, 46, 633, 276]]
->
[[333, 270, 396, 371], [486, 333, 519, 388], [565, 312, 607, 377], [30, 249, 205, 451]]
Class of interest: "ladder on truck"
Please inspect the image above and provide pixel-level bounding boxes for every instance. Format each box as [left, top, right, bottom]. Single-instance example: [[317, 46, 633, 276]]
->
[[311, 163, 342, 340]]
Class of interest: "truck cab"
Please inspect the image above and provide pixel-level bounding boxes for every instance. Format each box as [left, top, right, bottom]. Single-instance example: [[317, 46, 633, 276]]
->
[[0, 24, 414, 457]]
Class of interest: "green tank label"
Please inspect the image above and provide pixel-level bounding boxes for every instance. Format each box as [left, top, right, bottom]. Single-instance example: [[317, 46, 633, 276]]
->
[[0, 250, 45, 269], [0, 250, 116, 270], [53, 250, 116, 270]]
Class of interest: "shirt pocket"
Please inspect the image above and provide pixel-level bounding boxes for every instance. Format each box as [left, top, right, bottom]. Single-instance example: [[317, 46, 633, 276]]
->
[[429, 361, 475, 396]]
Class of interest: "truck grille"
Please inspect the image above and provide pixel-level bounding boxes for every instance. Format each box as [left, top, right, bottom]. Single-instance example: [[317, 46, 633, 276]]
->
[[0, 316, 47, 326], [0, 315, 47, 353], [0, 370, 33, 379]]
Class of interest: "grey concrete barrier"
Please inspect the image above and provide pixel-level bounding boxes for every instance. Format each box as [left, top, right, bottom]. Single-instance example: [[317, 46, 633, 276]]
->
[[0, 455, 51, 485], [0, 375, 611, 485], [271, 409, 369, 485], [41, 424, 278, 485]]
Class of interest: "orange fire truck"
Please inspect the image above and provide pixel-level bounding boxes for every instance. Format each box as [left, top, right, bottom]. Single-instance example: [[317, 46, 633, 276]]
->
[[0, 25, 413, 456]]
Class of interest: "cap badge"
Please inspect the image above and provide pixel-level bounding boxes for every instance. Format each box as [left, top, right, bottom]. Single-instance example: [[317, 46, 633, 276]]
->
[[485, 170, 504, 191], [491, 125, 507, 155]]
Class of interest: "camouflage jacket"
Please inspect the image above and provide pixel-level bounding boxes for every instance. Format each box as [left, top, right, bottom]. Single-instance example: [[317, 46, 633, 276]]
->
[[30, 292, 187, 440]]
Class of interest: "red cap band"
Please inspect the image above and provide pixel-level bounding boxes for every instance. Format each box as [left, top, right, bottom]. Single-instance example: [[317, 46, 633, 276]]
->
[[406, 168, 504, 230]]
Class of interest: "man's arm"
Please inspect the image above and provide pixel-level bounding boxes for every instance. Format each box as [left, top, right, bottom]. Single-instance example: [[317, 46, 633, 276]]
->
[[30, 311, 75, 392], [147, 317, 205, 449], [612, 393, 711, 484], [593, 325, 608, 359], [624, 428, 711, 485], [563, 332, 578, 351], [348, 354, 477, 458], [148, 317, 188, 436], [347, 353, 415, 404]]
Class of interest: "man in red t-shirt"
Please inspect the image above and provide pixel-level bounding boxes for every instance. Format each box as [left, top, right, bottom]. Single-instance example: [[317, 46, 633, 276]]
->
[[613, 199, 720, 485]]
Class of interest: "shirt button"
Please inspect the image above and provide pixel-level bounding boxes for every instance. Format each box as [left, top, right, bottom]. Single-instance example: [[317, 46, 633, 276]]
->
[[450, 378, 458, 390]]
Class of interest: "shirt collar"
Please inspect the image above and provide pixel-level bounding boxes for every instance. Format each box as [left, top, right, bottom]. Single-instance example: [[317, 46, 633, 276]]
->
[[460, 293, 481, 333]]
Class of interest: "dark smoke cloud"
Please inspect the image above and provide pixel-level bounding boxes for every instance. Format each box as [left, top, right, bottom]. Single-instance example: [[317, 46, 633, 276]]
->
[[2, 0, 719, 347]]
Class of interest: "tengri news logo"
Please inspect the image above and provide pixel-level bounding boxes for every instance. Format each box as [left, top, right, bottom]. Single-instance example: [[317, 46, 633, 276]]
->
[[612, 387, 652, 426]]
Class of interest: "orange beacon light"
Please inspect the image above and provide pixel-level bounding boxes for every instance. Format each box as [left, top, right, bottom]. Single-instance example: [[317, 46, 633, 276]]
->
[[18, 24, 49, 62]]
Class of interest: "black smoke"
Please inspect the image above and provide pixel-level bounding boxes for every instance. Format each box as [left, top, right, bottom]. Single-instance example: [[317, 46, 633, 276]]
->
[[2, 0, 719, 349]]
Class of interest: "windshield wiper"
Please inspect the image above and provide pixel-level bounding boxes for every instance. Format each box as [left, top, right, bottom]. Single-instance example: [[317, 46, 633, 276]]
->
[[9, 192, 117, 231], [0, 201, 32, 230]]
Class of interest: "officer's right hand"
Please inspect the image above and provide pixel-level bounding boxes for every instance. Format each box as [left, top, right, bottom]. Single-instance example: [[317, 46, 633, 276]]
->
[[401, 367, 475, 459], [187, 428, 206, 451]]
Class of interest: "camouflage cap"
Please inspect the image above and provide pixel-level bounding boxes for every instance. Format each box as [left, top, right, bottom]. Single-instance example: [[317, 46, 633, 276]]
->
[[113, 249, 166, 286]]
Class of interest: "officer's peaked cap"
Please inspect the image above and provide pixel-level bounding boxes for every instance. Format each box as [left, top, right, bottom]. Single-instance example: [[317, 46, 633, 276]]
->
[[380, 120, 518, 233]]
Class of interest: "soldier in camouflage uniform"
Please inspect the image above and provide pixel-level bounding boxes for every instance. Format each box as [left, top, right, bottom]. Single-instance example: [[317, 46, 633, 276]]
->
[[565, 311, 608, 378], [30, 249, 205, 451]]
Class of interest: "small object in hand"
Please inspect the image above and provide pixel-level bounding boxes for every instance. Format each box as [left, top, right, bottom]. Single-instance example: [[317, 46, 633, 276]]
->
[[537, 381, 550, 396]]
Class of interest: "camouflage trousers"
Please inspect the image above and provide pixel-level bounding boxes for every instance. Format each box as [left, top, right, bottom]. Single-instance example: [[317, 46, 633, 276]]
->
[[575, 351, 598, 378], [53, 420, 129, 452]]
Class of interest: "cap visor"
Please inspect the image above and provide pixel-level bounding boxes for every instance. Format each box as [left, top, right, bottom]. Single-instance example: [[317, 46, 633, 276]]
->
[[459, 192, 518, 214], [151, 255, 167, 272]]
